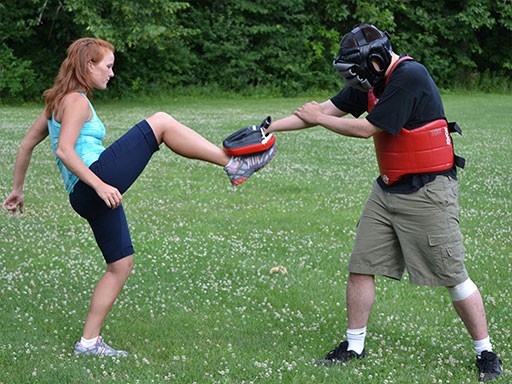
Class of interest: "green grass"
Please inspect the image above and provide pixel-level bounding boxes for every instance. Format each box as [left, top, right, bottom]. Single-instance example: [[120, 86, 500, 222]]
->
[[0, 93, 511, 383]]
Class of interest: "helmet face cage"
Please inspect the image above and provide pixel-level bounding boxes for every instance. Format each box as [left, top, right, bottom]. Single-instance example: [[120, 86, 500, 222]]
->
[[333, 24, 392, 92]]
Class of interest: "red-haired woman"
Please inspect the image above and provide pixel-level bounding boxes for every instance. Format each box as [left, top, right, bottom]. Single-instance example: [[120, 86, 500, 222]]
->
[[2, 37, 276, 357]]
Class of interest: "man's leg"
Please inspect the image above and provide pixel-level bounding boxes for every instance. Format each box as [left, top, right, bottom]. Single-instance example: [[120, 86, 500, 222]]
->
[[316, 272, 375, 365], [451, 287, 488, 341], [449, 280, 502, 381], [347, 272, 375, 329]]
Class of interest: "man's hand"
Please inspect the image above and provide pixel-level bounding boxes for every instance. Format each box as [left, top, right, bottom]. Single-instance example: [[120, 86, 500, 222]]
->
[[95, 182, 122, 209], [294, 101, 323, 125], [2, 191, 25, 217]]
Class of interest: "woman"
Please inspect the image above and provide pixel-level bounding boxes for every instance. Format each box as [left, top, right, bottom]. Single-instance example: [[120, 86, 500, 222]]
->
[[2, 38, 276, 356]]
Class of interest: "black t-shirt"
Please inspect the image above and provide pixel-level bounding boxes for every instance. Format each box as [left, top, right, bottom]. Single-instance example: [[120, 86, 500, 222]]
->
[[330, 58, 456, 193]]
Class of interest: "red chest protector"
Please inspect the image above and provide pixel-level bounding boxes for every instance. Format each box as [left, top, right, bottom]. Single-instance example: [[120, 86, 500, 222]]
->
[[368, 56, 463, 185]]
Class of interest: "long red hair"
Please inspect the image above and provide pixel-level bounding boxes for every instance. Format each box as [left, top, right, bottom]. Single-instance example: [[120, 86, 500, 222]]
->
[[43, 38, 114, 119]]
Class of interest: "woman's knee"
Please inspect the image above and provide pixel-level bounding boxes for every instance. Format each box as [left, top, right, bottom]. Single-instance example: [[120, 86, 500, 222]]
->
[[146, 112, 177, 142], [147, 112, 176, 129], [107, 255, 134, 279]]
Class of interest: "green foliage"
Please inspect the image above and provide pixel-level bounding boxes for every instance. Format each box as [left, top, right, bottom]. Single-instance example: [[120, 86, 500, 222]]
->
[[180, 0, 339, 95], [1, 0, 512, 101], [63, 0, 190, 51], [391, 0, 512, 90], [0, 44, 37, 101], [0, 0, 192, 100]]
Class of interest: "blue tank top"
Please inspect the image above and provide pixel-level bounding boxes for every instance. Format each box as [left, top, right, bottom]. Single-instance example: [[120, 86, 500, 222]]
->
[[48, 93, 106, 193]]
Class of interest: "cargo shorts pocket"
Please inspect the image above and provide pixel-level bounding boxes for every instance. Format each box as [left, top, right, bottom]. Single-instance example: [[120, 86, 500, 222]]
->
[[428, 230, 466, 279]]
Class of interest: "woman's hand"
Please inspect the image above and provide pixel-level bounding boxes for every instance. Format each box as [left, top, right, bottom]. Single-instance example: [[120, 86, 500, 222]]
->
[[3, 110, 49, 218], [95, 182, 122, 209], [2, 191, 25, 217]]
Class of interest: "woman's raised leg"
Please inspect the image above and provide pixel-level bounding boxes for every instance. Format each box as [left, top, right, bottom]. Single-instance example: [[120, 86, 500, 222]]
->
[[146, 112, 230, 166], [145, 112, 277, 185]]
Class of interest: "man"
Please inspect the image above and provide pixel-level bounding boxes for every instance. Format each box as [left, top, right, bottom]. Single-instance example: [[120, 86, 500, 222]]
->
[[264, 24, 502, 381]]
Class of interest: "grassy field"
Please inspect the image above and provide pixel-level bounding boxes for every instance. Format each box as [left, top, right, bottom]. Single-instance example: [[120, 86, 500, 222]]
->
[[0, 93, 510, 383]]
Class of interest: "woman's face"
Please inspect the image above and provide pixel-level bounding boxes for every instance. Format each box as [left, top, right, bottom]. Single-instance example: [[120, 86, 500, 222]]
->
[[88, 50, 115, 90]]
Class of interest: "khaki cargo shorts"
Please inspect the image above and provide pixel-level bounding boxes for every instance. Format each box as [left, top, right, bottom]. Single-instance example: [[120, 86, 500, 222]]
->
[[349, 176, 468, 286]]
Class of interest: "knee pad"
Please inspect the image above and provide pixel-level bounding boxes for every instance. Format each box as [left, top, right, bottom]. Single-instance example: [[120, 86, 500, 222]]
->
[[448, 278, 478, 302]]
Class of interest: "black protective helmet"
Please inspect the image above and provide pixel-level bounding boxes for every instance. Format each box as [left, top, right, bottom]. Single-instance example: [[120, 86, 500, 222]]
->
[[333, 24, 392, 92]]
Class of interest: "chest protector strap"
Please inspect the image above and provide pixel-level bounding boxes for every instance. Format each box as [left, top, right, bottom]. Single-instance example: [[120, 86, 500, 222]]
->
[[368, 57, 464, 185]]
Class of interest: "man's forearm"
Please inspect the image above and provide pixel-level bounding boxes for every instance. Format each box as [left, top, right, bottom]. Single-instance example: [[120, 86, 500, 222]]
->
[[266, 114, 314, 133]]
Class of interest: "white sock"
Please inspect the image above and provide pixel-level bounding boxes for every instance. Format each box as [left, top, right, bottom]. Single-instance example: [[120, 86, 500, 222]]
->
[[474, 336, 493, 356], [80, 336, 99, 348], [347, 327, 367, 355]]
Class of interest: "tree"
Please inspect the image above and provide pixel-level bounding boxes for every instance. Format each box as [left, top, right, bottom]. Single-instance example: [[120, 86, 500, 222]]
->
[[1, 0, 511, 101], [0, 0, 190, 100]]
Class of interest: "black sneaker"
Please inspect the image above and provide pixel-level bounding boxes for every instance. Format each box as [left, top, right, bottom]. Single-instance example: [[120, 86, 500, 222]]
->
[[316, 340, 366, 366], [476, 351, 503, 382]]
